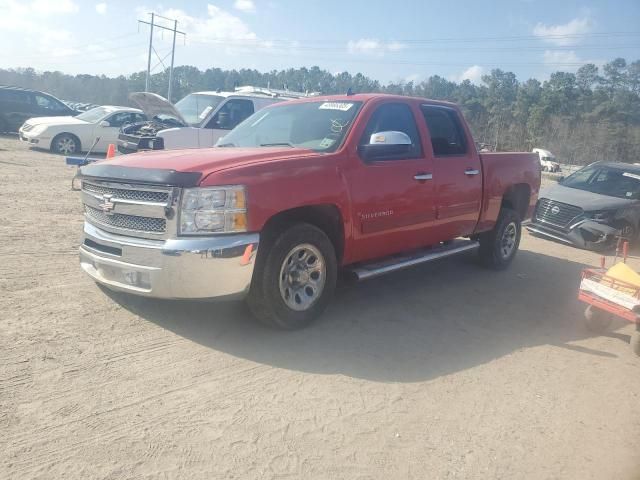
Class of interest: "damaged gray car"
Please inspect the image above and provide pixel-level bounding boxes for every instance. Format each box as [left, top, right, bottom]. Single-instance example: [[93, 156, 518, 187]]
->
[[527, 162, 640, 250]]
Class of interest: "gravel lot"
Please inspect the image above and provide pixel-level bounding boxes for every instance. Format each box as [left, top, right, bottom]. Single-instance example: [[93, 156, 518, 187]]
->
[[1, 135, 639, 480]]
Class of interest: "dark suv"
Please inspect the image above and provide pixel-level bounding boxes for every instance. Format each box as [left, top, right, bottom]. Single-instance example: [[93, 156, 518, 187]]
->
[[0, 86, 77, 133]]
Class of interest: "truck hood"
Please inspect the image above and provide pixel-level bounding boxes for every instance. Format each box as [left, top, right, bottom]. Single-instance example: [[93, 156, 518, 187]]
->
[[129, 92, 187, 125], [540, 184, 638, 211], [80, 147, 318, 187], [24, 116, 87, 127]]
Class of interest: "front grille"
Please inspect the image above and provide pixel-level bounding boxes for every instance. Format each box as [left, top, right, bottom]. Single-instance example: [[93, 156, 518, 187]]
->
[[85, 205, 166, 234], [83, 182, 169, 203], [534, 198, 583, 229]]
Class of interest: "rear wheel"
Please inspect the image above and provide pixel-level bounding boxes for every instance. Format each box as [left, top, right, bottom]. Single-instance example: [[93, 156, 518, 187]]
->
[[247, 223, 337, 329], [631, 330, 640, 356], [583, 305, 613, 333], [478, 207, 521, 270], [617, 221, 637, 244], [52, 133, 80, 155]]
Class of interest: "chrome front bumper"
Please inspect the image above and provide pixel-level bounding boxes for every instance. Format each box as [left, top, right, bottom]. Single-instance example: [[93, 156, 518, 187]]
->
[[79, 222, 259, 299]]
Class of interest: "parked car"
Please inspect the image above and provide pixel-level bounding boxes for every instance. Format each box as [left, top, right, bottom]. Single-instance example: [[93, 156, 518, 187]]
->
[[76, 93, 540, 329], [19, 106, 146, 155], [527, 162, 640, 249], [0, 85, 78, 133], [533, 148, 561, 172], [117, 86, 317, 154]]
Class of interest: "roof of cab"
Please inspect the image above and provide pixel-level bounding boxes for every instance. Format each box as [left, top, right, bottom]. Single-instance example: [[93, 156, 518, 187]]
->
[[262, 92, 460, 107]]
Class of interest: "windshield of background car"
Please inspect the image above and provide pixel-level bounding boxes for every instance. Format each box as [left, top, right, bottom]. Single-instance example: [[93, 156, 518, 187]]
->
[[216, 100, 363, 152], [76, 107, 111, 123], [175, 94, 224, 126], [562, 165, 640, 199]]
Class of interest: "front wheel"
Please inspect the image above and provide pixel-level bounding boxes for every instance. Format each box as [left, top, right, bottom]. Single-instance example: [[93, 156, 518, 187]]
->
[[52, 133, 80, 155], [478, 207, 521, 270], [247, 223, 337, 329]]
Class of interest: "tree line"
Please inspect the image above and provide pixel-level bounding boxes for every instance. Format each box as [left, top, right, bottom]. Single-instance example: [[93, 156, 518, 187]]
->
[[2, 58, 639, 164]]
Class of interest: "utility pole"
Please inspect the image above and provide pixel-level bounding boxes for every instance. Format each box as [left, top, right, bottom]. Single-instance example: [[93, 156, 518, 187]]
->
[[138, 13, 185, 98], [144, 13, 154, 92], [168, 19, 178, 102]]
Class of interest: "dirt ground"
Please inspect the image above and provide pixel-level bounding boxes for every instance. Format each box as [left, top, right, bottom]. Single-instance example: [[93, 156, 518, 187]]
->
[[1, 135, 639, 480]]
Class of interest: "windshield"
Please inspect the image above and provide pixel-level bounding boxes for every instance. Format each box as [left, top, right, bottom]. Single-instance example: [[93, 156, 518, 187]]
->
[[175, 94, 224, 126], [76, 107, 111, 123], [562, 165, 640, 199], [216, 100, 362, 152]]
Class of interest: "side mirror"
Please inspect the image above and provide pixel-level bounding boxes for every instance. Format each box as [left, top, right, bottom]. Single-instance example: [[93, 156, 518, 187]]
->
[[358, 131, 412, 161], [99, 120, 110, 127]]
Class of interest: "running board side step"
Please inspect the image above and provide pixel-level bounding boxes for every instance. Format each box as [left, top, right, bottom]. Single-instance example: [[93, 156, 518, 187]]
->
[[350, 239, 480, 281]]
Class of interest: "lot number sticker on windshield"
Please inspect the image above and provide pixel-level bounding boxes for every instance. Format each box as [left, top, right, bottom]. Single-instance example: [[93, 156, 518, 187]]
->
[[319, 102, 354, 111]]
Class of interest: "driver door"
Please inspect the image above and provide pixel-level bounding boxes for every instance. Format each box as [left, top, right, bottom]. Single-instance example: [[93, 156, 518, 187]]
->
[[345, 102, 436, 262], [201, 99, 255, 147], [92, 112, 133, 151]]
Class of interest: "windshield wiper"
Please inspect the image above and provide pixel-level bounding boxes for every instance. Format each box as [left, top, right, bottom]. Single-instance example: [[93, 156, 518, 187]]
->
[[260, 142, 294, 147], [217, 142, 236, 147]]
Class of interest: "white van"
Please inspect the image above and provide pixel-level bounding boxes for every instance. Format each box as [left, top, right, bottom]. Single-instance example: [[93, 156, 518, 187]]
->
[[117, 86, 317, 153]]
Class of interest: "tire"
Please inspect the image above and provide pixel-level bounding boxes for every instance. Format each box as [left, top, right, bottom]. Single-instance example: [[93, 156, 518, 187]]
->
[[478, 207, 521, 270], [630, 330, 640, 356], [616, 221, 636, 244], [583, 305, 613, 333], [247, 223, 337, 329], [51, 133, 80, 155], [0, 117, 7, 133]]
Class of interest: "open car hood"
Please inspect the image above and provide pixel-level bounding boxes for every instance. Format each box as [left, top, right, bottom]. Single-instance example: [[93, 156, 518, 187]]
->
[[128, 92, 187, 125]]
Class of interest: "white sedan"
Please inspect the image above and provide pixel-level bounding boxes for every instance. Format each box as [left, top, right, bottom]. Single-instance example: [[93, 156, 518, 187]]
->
[[19, 106, 146, 155]]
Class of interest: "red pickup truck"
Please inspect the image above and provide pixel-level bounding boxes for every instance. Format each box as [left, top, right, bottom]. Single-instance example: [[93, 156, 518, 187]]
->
[[77, 94, 540, 329]]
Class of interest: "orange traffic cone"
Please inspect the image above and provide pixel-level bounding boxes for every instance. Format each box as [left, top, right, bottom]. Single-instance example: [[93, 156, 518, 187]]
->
[[106, 143, 116, 159]]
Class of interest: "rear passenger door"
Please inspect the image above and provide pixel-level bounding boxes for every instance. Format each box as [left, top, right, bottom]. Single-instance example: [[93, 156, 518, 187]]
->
[[1, 90, 33, 131], [421, 105, 482, 239]]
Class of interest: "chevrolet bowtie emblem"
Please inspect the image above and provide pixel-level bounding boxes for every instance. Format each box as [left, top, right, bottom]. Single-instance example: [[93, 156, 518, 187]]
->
[[99, 194, 115, 214]]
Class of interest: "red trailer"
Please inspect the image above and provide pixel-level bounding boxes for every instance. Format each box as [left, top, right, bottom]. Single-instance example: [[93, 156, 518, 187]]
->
[[578, 242, 640, 356]]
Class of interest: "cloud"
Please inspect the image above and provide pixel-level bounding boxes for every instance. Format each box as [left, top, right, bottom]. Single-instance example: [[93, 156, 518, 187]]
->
[[234, 0, 256, 12], [542, 50, 581, 65], [533, 16, 592, 46], [31, 0, 79, 14], [347, 38, 407, 55], [451, 65, 484, 84], [95, 2, 107, 15], [160, 4, 258, 45]]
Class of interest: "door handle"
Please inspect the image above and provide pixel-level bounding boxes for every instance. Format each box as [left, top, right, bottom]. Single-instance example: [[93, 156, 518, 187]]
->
[[464, 169, 480, 176], [414, 173, 433, 181]]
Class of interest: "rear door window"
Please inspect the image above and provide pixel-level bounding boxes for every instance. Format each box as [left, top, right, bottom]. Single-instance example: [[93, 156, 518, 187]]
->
[[421, 106, 467, 156], [0, 89, 30, 104]]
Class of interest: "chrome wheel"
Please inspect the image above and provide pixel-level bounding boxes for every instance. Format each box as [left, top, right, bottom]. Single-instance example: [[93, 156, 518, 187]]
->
[[279, 243, 326, 311], [500, 222, 517, 259], [55, 136, 77, 155]]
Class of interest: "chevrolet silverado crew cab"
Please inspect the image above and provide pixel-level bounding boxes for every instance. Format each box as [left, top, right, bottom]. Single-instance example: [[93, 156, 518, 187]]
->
[[117, 86, 316, 154], [77, 94, 540, 329]]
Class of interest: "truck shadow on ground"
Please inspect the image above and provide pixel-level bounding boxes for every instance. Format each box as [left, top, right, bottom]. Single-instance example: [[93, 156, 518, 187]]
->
[[105, 249, 630, 383]]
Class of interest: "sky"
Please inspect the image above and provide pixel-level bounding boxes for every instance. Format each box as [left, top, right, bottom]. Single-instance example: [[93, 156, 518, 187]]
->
[[1, 0, 639, 86]]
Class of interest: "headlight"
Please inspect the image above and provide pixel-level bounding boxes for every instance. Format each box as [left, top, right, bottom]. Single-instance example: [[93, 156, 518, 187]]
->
[[30, 124, 48, 135], [179, 186, 247, 235], [588, 210, 613, 222]]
